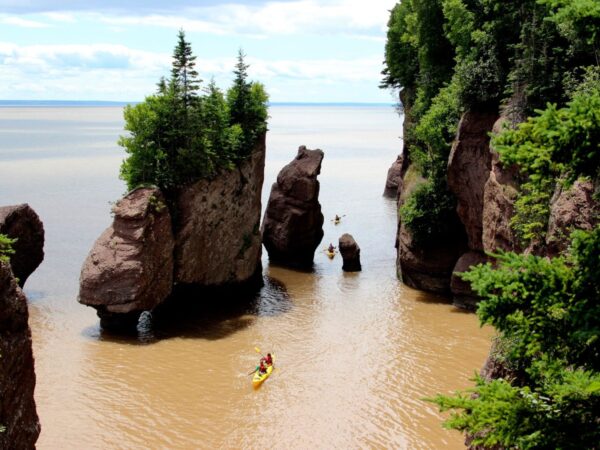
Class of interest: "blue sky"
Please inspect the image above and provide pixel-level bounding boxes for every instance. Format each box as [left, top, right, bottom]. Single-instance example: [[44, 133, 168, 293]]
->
[[0, 0, 398, 102]]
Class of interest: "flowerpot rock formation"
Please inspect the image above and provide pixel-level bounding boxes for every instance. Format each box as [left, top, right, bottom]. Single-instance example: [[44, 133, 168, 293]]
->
[[262, 145, 325, 268]]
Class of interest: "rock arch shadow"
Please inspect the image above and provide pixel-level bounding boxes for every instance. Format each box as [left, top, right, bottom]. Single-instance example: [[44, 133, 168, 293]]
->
[[89, 275, 292, 345]]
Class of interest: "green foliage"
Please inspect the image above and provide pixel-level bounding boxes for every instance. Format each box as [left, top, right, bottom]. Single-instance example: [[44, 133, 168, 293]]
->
[[400, 178, 458, 245], [381, 1, 419, 90], [540, 0, 600, 65], [0, 234, 16, 263], [382, 1, 600, 445], [492, 85, 600, 243], [400, 79, 462, 244], [430, 228, 600, 448], [381, 0, 455, 112], [119, 35, 268, 192], [411, 79, 461, 176]]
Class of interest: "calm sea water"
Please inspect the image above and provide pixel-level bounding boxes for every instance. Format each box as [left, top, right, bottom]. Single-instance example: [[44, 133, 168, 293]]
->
[[0, 105, 492, 449]]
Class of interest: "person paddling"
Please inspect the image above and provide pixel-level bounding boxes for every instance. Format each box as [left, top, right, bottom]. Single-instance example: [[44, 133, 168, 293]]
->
[[328, 243, 335, 253], [256, 360, 267, 375], [265, 353, 273, 366]]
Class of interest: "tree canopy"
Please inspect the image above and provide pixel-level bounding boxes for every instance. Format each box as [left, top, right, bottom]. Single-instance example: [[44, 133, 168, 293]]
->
[[119, 31, 268, 192]]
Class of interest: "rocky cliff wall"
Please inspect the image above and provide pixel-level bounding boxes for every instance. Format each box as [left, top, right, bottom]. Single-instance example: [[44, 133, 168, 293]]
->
[[391, 105, 598, 308], [0, 261, 40, 449], [79, 137, 266, 330], [174, 134, 265, 286]]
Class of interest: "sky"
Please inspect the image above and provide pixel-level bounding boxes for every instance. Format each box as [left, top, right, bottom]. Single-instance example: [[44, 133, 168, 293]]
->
[[0, 0, 399, 103]]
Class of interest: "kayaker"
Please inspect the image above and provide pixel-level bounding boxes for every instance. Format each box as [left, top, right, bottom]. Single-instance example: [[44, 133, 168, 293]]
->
[[265, 353, 273, 366], [328, 243, 335, 253], [335, 214, 340, 222], [256, 360, 267, 375]]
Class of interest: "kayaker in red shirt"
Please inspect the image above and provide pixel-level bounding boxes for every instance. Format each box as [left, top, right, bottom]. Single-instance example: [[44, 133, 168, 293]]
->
[[265, 353, 273, 366], [257, 360, 267, 374]]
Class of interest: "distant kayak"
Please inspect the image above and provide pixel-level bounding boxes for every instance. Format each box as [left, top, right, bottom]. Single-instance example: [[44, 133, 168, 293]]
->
[[334, 218, 340, 225], [326, 250, 335, 259], [252, 356, 274, 388]]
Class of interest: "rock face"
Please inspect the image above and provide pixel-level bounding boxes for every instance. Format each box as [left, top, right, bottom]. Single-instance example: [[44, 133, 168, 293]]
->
[[482, 117, 521, 254], [383, 154, 406, 198], [262, 146, 325, 268], [339, 233, 361, 272], [546, 178, 599, 257], [448, 112, 499, 251], [0, 204, 45, 287], [174, 135, 266, 286], [0, 261, 40, 448], [79, 187, 174, 328], [397, 222, 467, 294]]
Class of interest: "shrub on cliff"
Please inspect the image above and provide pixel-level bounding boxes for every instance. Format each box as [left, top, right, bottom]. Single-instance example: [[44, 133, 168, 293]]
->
[[0, 234, 15, 263], [429, 226, 600, 449], [492, 76, 600, 244], [119, 31, 268, 191]]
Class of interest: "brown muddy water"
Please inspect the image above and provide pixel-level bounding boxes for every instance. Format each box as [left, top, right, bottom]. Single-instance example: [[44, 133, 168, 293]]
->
[[0, 105, 493, 449]]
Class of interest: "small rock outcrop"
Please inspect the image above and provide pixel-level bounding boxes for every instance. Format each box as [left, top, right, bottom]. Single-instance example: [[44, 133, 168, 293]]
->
[[0, 261, 41, 448], [339, 233, 361, 272], [174, 135, 265, 286], [450, 251, 489, 310], [383, 154, 406, 198], [262, 146, 325, 268], [546, 178, 599, 257], [0, 204, 45, 287], [79, 187, 174, 328]]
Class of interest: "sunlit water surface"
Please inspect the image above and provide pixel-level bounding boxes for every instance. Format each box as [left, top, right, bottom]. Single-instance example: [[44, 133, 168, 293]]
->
[[0, 105, 492, 449]]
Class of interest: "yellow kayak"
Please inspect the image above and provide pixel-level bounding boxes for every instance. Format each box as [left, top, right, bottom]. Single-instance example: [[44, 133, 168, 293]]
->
[[252, 356, 275, 388], [327, 250, 335, 259], [334, 218, 340, 225]]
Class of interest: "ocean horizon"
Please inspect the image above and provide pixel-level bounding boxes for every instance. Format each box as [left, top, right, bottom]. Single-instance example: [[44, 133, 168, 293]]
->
[[0, 100, 397, 108]]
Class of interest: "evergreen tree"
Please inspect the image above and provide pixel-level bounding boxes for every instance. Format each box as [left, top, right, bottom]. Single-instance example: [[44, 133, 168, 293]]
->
[[228, 49, 252, 129], [119, 32, 268, 192], [171, 29, 201, 108]]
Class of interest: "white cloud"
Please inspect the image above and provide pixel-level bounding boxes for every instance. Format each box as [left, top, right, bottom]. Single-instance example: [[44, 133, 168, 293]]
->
[[97, 0, 397, 38], [42, 12, 76, 22], [0, 42, 170, 72], [0, 42, 387, 101], [0, 15, 49, 28]]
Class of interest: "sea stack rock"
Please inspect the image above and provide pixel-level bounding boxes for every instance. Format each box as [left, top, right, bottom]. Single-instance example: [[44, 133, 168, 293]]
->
[[383, 154, 406, 198], [0, 261, 41, 448], [79, 187, 174, 330], [339, 233, 361, 272], [173, 135, 266, 287], [0, 204, 45, 287], [262, 145, 325, 268]]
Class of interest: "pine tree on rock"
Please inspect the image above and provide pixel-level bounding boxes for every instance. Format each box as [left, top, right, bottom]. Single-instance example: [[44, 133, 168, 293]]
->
[[171, 29, 201, 108]]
